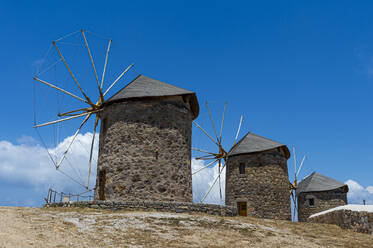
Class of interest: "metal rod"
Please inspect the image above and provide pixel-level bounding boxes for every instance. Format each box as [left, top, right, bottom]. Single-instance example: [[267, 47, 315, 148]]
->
[[192, 159, 218, 175], [56, 114, 92, 168], [53, 41, 95, 106], [33, 77, 88, 104], [103, 63, 134, 96], [193, 121, 219, 147], [86, 115, 99, 188], [81, 29, 104, 102], [101, 40, 112, 90]]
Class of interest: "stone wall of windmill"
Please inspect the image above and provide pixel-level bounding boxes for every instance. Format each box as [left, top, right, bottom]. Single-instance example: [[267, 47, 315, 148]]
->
[[225, 133, 292, 220], [297, 187, 348, 222], [94, 75, 199, 203]]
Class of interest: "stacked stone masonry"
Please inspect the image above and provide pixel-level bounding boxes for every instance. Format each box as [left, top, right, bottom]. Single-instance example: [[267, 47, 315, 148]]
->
[[309, 209, 373, 235], [225, 148, 291, 220], [297, 188, 347, 222], [44, 201, 237, 217], [95, 96, 193, 203]]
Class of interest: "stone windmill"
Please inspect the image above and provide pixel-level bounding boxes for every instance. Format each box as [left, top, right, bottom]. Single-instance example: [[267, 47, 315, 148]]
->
[[95, 74, 199, 202], [33, 30, 199, 204], [225, 132, 291, 220], [296, 172, 349, 222]]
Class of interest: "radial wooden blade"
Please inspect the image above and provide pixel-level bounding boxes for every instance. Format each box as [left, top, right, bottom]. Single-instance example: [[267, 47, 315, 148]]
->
[[81, 29, 104, 102], [219, 102, 227, 144], [193, 121, 219, 147], [218, 159, 222, 205], [200, 163, 226, 203], [52, 41, 95, 107], [192, 159, 218, 175], [230, 115, 243, 151], [33, 77, 88, 104], [103, 63, 134, 96], [56, 113, 92, 168], [34, 111, 94, 128], [296, 155, 306, 178], [206, 102, 220, 143], [101, 39, 112, 90], [86, 114, 99, 188], [192, 147, 216, 155]]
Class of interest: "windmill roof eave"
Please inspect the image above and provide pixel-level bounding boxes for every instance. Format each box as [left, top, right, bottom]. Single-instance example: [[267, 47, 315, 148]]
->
[[227, 132, 290, 159], [103, 74, 199, 119], [296, 172, 349, 196]]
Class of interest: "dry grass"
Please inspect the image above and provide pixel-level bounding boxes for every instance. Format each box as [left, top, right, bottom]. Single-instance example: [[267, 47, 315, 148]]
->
[[0, 207, 372, 247]]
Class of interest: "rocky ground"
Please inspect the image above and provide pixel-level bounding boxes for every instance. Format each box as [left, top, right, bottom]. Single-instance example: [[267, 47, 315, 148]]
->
[[0, 206, 372, 248]]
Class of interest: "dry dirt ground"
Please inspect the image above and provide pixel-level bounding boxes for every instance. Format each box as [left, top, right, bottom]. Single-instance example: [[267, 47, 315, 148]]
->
[[0, 207, 372, 248]]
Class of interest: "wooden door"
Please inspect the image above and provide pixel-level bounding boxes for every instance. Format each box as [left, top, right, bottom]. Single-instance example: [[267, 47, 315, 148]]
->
[[99, 169, 106, 200], [237, 202, 247, 216]]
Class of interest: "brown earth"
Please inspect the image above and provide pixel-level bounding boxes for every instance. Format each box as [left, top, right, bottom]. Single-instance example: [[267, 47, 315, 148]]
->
[[0, 206, 372, 248]]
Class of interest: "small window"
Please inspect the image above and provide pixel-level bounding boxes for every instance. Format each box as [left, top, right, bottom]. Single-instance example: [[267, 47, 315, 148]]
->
[[308, 198, 315, 206], [239, 163, 245, 174]]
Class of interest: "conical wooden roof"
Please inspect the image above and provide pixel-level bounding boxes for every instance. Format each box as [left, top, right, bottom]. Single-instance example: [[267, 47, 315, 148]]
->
[[105, 74, 199, 119], [296, 172, 348, 196], [228, 132, 290, 158]]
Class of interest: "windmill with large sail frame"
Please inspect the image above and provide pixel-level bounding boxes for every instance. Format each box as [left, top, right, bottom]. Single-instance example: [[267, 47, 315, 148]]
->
[[33, 29, 134, 190], [192, 102, 243, 205]]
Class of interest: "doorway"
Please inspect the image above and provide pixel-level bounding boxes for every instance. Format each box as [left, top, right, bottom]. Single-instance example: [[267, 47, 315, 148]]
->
[[99, 169, 106, 200], [237, 201, 247, 216]]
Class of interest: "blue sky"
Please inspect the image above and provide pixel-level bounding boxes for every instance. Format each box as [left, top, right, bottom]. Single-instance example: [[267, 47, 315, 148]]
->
[[1, 1, 373, 207]]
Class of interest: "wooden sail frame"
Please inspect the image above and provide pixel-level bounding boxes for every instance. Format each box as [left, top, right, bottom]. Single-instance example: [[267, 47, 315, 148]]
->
[[33, 29, 134, 189], [192, 102, 243, 205]]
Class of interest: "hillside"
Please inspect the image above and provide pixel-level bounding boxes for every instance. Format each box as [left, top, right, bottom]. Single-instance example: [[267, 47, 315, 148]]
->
[[0, 207, 372, 247]]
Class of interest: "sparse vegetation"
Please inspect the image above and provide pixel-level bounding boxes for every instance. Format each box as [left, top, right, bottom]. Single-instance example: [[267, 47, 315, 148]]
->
[[0, 207, 372, 247]]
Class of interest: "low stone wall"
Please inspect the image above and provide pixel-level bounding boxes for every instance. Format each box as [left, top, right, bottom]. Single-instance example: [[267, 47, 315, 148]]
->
[[44, 200, 237, 217], [309, 209, 373, 235]]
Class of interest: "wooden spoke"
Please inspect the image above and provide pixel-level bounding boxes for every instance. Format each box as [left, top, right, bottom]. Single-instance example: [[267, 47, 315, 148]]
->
[[192, 159, 218, 175], [101, 39, 112, 89], [293, 146, 297, 180], [34, 111, 94, 128], [192, 147, 216, 155], [230, 115, 243, 151], [103, 63, 134, 96], [206, 102, 219, 143], [56, 113, 92, 168], [219, 102, 227, 144], [81, 29, 104, 102], [58, 107, 92, 117], [218, 159, 222, 205], [52, 41, 95, 107], [296, 155, 306, 178], [193, 121, 219, 147], [200, 164, 226, 203], [196, 154, 217, 160], [33, 77, 88, 104], [86, 115, 99, 188]]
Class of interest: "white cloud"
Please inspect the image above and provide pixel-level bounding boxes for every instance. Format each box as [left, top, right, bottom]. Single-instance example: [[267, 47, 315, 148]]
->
[[191, 158, 225, 204], [345, 179, 373, 205], [0, 133, 98, 194], [1, 134, 223, 206]]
